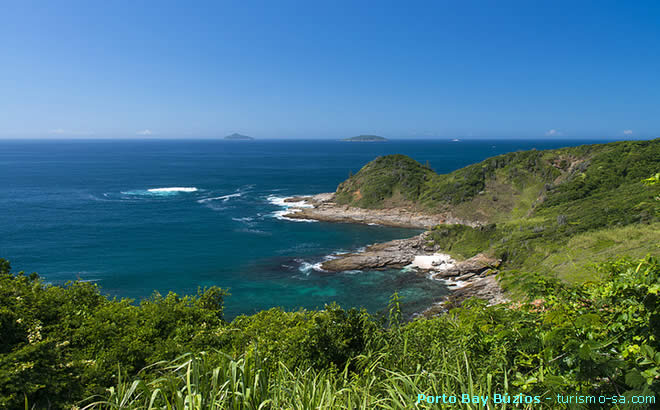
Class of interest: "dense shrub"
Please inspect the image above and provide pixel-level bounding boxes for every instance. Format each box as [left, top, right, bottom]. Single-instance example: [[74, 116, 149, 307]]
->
[[0, 264, 229, 408], [2, 256, 659, 408]]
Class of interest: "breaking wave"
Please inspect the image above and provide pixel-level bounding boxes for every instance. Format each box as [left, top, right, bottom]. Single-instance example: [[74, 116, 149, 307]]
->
[[121, 187, 199, 197], [267, 195, 317, 222], [148, 187, 197, 193], [198, 193, 242, 203], [295, 259, 327, 275]]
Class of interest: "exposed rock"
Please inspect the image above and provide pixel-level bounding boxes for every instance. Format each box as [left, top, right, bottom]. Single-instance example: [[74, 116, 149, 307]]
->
[[420, 275, 508, 317], [284, 193, 334, 204], [275, 193, 505, 316], [320, 233, 434, 271], [429, 253, 501, 279], [281, 194, 478, 229]]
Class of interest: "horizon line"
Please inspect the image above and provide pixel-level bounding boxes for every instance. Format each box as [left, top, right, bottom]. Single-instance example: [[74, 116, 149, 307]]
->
[[0, 136, 656, 141]]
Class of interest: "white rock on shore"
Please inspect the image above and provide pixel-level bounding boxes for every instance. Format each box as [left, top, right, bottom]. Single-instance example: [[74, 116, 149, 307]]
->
[[409, 253, 454, 270]]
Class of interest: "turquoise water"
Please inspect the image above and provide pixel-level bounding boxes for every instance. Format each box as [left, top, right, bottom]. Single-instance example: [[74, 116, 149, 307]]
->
[[0, 139, 603, 318]]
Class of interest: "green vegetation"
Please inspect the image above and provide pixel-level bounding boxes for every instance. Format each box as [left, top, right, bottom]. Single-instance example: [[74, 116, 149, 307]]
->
[[341, 139, 660, 281], [336, 154, 435, 208], [338, 139, 659, 215], [1, 257, 659, 408]]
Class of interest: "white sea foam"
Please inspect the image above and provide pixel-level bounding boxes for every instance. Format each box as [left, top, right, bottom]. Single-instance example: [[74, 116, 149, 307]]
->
[[271, 209, 317, 222], [268, 195, 317, 222], [296, 259, 326, 275], [147, 187, 198, 193], [438, 278, 469, 289], [235, 228, 270, 236], [232, 216, 254, 222], [266, 195, 313, 208], [121, 187, 199, 196], [321, 248, 353, 261], [198, 193, 242, 203]]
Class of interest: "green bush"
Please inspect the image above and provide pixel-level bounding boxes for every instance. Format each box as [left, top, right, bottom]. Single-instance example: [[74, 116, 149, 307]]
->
[[0, 264, 229, 408], [3, 256, 660, 408]]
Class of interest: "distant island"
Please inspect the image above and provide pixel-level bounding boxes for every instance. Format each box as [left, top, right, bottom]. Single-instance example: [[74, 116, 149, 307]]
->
[[342, 135, 388, 142], [224, 133, 254, 140]]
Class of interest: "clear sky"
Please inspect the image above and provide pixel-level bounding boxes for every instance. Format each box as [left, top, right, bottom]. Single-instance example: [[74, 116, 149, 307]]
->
[[1, 1, 659, 139]]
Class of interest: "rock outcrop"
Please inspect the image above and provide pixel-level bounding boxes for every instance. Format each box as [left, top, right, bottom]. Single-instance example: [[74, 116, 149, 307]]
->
[[420, 275, 508, 317], [322, 239, 506, 316], [429, 253, 501, 280], [321, 233, 435, 271], [281, 193, 478, 229], [276, 193, 506, 315]]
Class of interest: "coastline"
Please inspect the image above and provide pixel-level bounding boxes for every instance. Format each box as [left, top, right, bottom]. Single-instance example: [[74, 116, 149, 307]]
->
[[281, 193, 480, 229], [276, 193, 507, 315]]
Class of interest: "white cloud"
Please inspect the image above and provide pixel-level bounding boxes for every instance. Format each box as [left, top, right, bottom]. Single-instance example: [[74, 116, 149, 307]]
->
[[623, 129, 633, 135], [136, 129, 153, 135], [545, 129, 562, 137], [49, 128, 66, 134]]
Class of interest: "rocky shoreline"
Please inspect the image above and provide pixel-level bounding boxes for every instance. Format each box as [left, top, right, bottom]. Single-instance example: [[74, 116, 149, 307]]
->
[[320, 233, 506, 314], [278, 194, 507, 316], [282, 193, 479, 229]]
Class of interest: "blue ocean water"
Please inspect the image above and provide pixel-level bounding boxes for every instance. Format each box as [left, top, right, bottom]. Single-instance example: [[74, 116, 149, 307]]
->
[[0, 138, 605, 318]]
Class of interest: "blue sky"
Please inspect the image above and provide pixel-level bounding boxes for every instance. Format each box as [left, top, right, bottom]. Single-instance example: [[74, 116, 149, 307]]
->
[[1, 1, 659, 139]]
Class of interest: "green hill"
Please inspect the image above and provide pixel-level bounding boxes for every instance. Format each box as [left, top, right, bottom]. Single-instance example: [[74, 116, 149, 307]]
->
[[336, 139, 660, 280], [335, 154, 435, 207]]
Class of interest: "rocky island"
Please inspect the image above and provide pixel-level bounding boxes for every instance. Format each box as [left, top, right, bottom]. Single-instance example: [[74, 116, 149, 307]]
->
[[342, 135, 388, 142], [224, 133, 254, 140]]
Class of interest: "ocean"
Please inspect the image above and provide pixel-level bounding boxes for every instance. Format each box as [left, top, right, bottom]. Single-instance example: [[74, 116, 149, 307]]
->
[[0, 138, 605, 318]]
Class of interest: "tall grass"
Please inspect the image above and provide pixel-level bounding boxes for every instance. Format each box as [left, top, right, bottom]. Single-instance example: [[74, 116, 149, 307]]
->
[[82, 351, 539, 409]]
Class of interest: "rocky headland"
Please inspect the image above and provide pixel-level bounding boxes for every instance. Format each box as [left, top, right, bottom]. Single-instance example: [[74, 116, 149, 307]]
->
[[282, 193, 478, 229], [277, 193, 506, 314], [275, 140, 659, 316]]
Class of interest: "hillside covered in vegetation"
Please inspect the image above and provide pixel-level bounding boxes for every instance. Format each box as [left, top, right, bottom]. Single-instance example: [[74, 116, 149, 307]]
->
[[337, 139, 660, 281], [1, 139, 658, 408], [336, 139, 658, 219]]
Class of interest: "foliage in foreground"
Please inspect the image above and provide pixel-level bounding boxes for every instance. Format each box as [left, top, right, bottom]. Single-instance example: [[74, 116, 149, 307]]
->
[[1, 256, 659, 409]]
